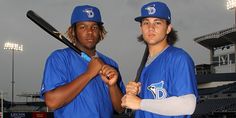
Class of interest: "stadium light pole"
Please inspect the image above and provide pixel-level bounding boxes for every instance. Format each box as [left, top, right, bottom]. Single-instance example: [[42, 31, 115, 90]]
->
[[4, 42, 23, 107], [1, 90, 3, 118], [227, 0, 236, 72], [0, 91, 7, 118], [227, 0, 236, 24]]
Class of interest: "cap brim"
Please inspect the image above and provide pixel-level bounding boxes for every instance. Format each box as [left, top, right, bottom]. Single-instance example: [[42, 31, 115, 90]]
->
[[134, 16, 170, 23], [134, 16, 158, 22], [82, 20, 104, 25], [134, 16, 144, 22], [72, 19, 103, 25]]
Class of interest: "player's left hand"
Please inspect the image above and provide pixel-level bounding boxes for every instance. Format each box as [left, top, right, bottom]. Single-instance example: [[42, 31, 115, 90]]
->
[[126, 81, 141, 95], [121, 94, 141, 110], [100, 65, 118, 86]]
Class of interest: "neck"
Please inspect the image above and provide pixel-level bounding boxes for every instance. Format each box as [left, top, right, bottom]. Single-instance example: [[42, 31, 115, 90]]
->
[[83, 50, 96, 57], [76, 44, 96, 57], [148, 41, 168, 58]]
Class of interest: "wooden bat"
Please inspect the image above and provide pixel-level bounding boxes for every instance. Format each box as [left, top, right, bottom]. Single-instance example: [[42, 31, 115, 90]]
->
[[134, 45, 149, 82], [26, 10, 83, 56]]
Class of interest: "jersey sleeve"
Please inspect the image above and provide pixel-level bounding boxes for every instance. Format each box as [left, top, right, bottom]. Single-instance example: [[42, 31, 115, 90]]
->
[[171, 51, 198, 97], [40, 51, 68, 99]]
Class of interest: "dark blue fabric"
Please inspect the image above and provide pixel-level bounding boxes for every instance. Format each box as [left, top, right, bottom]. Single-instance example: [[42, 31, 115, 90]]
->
[[71, 5, 103, 25], [40, 48, 125, 118], [135, 1, 171, 23], [135, 46, 198, 118]]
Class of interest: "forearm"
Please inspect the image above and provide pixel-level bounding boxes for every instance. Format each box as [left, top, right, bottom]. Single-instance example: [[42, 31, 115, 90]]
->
[[109, 84, 124, 113], [140, 94, 196, 116], [44, 72, 93, 110]]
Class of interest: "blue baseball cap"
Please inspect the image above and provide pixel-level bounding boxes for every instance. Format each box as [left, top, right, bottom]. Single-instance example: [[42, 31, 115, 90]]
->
[[71, 5, 103, 25], [135, 1, 171, 23]]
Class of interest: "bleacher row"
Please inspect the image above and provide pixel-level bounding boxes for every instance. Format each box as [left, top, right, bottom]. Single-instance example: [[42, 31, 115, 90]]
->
[[192, 81, 236, 118], [1, 75, 236, 118]]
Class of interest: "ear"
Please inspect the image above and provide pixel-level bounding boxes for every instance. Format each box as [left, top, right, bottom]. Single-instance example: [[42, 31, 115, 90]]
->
[[166, 24, 172, 35]]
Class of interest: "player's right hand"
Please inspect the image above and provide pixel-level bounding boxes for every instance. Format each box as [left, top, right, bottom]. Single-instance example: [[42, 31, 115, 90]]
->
[[86, 57, 104, 78], [121, 94, 141, 110], [126, 81, 141, 95]]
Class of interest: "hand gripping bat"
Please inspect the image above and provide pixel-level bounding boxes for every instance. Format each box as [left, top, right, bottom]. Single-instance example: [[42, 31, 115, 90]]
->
[[126, 45, 148, 117]]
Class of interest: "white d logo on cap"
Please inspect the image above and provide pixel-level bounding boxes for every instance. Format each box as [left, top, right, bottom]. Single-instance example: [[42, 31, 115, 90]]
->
[[145, 4, 156, 15], [83, 8, 94, 18]]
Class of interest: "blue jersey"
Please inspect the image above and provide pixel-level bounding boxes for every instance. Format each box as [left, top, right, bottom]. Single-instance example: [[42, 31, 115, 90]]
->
[[40, 48, 125, 118], [135, 46, 198, 118]]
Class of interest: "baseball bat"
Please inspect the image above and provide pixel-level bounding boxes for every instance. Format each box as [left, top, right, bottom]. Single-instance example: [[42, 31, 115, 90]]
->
[[26, 10, 113, 80], [26, 10, 148, 81], [134, 45, 149, 82], [126, 45, 148, 117], [26, 10, 83, 56]]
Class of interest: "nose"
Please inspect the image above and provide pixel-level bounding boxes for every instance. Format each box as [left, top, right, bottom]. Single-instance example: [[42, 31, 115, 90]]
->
[[86, 27, 93, 34], [148, 24, 155, 31]]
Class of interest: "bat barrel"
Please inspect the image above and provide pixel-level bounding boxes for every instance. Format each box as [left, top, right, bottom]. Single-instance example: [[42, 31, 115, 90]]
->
[[26, 10, 83, 56]]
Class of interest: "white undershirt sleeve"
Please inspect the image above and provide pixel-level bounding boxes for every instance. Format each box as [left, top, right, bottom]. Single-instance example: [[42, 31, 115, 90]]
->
[[140, 94, 196, 116]]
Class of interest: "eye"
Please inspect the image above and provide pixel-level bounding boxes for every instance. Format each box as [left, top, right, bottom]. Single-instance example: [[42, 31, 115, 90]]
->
[[142, 21, 149, 26], [92, 25, 99, 30], [78, 25, 86, 30], [154, 21, 161, 25]]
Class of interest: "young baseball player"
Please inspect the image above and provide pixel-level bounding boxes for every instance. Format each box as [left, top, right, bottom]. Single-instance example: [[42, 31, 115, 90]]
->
[[40, 5, 125, 118], [121, 1, 198, 118]]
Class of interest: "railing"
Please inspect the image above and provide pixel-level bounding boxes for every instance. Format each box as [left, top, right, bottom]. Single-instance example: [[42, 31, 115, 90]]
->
[[196, 60, 235, 74]]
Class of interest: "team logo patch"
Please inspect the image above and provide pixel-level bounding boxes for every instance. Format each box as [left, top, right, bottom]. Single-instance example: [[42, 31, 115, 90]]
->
[[83, 8, 94, 18], [145, 4, 156, 15], [147, 81, 167, 99]]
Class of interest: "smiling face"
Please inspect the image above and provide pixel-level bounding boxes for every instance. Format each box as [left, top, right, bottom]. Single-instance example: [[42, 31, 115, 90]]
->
[[75, 21, 101, 52], [141, 17, 172, 47]]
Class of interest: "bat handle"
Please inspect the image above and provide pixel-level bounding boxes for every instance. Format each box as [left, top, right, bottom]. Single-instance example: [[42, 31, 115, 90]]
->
[[125, 108, 134, 117], [83, 52, 111, 79], [81, 52, 92, 62]]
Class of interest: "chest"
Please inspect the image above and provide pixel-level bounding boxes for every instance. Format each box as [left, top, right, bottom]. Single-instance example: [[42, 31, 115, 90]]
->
[[139, 57, 175, 99]]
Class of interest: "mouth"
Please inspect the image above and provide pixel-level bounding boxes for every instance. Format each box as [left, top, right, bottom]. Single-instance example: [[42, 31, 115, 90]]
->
[[148, 34, 155, 38], [86, 38, 95, 43], [87, 39, 93, 42]]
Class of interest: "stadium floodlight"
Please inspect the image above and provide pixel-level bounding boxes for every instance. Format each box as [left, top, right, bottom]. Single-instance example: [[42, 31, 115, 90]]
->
[[227, 0, 236, 10], [3, 42, 23, 107], [4, 42, 23, 51], [227, 0, 236, 24]]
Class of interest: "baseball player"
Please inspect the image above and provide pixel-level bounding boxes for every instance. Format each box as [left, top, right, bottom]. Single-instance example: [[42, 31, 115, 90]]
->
[[121, 1, 198, 118], [40, 5, 125, 118]]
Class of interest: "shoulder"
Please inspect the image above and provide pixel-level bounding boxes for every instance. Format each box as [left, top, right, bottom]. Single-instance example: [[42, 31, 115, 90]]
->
[[166, 46, 194, 63], [48, 48, 73, 58], [46, 48, 73, 62], [97, 51, 118, 67], [167, 46, 186, 54]]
